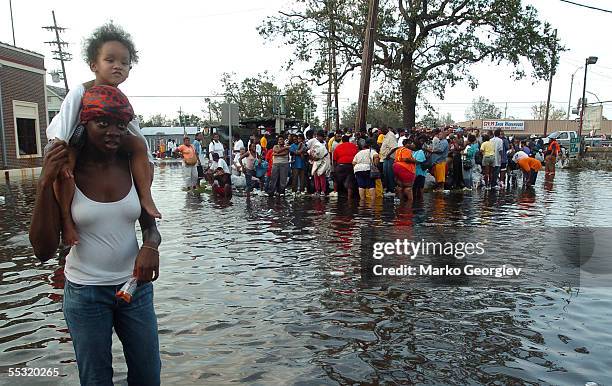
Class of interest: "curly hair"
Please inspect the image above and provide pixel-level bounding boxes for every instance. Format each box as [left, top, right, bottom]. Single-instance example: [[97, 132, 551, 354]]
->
[[82, 22, 139, 65]]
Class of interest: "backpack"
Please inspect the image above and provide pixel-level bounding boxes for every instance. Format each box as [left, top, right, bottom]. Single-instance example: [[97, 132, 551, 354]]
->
[[254, 158, 268, 178]]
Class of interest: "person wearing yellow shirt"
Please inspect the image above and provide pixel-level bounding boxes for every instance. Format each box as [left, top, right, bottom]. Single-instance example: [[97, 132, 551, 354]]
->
[[480, 134, 495, 189], [260, 133, 268, 150]]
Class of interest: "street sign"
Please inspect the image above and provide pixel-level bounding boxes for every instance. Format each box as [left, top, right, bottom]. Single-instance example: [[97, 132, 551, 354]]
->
[[221, 103, 239, 126], [584, 105, 603, 135], [569, 136, 580, 157], [221, 103, 239, 159]]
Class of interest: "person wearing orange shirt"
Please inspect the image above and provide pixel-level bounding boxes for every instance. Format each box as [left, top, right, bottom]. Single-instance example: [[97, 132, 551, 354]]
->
[[517, 155, 542, 187], [393, 138, 417, 203], [260, 131, 269, 150], [545, 137, 560, 176], [175, 136, 198, 190]]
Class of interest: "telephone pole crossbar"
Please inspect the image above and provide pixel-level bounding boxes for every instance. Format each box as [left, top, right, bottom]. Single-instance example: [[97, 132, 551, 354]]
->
[[42, 10, 71, 92]]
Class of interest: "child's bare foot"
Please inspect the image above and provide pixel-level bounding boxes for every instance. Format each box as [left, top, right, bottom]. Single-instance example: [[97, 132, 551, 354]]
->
[[141, 198, 162, 219], [62, 220, 79, 246]]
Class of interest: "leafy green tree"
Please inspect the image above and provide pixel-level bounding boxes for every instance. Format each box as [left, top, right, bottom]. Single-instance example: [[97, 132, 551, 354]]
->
[[285, 81, 316, 121], [259, 0, 561, 128], [465, 97, 502, 120], [531, 102, 565, 120], [419, 112, 439, 128], [140, 114, 172, 127], [219, 72, 280, 118], [216, 73, 316, 120], [341, 92, 403, 128], [440, 112, 454, 126]]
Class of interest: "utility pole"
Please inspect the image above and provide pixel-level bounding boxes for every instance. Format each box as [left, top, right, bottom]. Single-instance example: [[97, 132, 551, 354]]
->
[[355, 0, 379, 131], [9, 0, 16, 46], [328, 0, 340, 132], [43, 10, 71, 92], [178, 107, 185, 136], [504, 102, 508, 119], [326, 41, 333, 131], [543, 29, 557, 137]]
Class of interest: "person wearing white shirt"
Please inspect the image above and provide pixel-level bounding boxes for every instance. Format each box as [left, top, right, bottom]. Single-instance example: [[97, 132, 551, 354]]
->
[[232, 148, 246, 176], [208, 132, 225, 161], [490, 129, 504, 189], [167, 139, 175, 158], [233, 133, 244, 155]]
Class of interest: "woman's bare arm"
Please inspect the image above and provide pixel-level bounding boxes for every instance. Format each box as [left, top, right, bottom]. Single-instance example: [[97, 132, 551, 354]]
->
[[29, 141, 69, 261], [134, 211, 162, 282]]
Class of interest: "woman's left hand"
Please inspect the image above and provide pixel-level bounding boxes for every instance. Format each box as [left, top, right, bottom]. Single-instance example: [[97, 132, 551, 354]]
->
[[133, 244, 159, 283]]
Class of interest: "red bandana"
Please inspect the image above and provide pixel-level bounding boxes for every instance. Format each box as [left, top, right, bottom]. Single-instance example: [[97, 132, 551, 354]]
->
[[80, 85, 134, 124]]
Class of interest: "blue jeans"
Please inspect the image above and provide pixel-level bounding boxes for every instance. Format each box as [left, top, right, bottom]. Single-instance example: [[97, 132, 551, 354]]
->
[[63, 280, 161, 386], [383, 159, 395, 193], [491, 166, 500, 187], [245, 169, 254, 192]]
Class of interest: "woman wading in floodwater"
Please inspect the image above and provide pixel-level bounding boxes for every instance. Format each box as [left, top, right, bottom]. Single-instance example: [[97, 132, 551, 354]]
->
[[29, 86, 161, 385]]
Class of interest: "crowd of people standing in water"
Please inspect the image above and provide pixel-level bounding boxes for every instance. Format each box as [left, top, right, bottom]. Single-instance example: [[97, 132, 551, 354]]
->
[[174, 124, 565, 204]]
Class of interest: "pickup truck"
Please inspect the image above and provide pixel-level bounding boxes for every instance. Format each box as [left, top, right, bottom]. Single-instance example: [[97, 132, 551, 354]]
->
[[544, 131, 578, 148]]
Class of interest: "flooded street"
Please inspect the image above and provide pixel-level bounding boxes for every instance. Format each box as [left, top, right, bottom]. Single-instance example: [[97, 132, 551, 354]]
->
[[1, 165, 611, 385]]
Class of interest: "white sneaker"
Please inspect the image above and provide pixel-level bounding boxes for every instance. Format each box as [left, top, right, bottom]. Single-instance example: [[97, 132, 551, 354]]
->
[[329, 191, 338, 197]]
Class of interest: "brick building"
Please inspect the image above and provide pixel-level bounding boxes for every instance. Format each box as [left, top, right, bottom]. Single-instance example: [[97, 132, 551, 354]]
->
[[0, 41, 48, 173]]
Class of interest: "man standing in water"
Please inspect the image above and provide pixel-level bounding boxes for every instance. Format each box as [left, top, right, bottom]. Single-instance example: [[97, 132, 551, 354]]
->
[[176, 136, 198, 190], [208, 132, 225, 161], [429, 129, 449, 192], [545, 135, 560, 177]]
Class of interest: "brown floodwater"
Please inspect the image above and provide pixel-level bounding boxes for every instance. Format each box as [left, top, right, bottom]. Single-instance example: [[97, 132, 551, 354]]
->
[[0, 164, 611, 385]]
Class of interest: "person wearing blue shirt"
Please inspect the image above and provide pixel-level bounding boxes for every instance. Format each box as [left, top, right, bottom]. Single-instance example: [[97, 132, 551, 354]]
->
[[411, 138, 427, 200], [429, 129, 449, 191], [463, 134, 479, 189], [290, 135, 306, 194], [193, 132, 204, 187]]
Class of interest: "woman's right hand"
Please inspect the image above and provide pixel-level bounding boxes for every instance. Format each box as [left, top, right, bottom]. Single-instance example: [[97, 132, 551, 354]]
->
[[40, 140, 69, 187]]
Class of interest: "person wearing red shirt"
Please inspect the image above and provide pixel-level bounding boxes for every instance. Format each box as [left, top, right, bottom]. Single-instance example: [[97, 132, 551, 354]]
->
[[332, 135, 358, 197], [264, 145, 274, 192]]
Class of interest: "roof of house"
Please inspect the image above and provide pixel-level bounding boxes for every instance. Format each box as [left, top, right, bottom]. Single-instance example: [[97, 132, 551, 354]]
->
[[46, 85, 67, 98], [0, 41, 45, 58], [140, 126, 202, 136]]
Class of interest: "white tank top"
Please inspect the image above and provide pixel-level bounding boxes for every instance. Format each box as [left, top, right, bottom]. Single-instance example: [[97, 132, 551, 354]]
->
[[64, 178, 142, 285]]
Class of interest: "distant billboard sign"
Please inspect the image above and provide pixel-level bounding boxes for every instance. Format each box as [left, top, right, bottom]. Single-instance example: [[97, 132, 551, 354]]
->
[[482, 120, 525, 131], [584, 105, 603, 135]]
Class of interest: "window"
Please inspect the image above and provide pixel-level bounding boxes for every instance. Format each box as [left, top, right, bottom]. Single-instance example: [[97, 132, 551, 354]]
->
[[17, 118, 38, 155], [559, 132, 568, 140], [12, 101, 41, 158]]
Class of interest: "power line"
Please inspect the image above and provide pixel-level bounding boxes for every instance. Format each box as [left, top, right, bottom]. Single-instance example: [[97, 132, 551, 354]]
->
[[559, 0, 612, 14]]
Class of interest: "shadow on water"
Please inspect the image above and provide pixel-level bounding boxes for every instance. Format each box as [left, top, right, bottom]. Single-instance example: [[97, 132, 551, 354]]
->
[[0, 165, 611, 385]]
